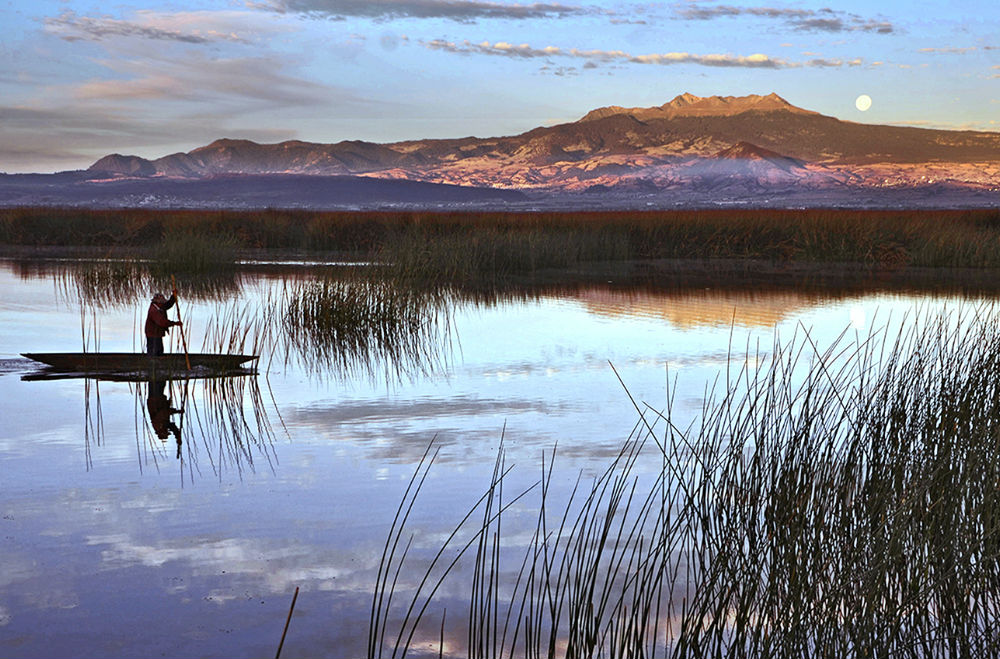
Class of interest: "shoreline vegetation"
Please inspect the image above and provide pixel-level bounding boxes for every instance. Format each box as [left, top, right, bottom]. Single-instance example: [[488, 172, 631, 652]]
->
[[3, 207, 1000, 276], [373, 307, 1000, 657]]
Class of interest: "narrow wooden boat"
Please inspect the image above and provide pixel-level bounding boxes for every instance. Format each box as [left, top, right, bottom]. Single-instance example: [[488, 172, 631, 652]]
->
[[22, 352, 258, 373]]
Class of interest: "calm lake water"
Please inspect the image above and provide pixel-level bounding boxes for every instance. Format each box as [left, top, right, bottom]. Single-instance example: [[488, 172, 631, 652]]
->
[[0, 259, 989, 658]]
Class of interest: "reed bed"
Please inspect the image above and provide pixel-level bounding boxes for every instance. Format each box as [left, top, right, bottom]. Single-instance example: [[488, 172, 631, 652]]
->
[[52, 258, 455, 382], [6, 207, 1000, 271], [68, 259, 147, 306], [148, 229, 240, 275], [281, 274, 453, 382], [54, 260, 244, 308], [371, 306, 1000, 658], [377, 226, 631, 285]]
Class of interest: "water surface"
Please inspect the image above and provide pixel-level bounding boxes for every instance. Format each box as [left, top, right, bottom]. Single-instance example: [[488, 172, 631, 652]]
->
[[0, 259, 986, 657]]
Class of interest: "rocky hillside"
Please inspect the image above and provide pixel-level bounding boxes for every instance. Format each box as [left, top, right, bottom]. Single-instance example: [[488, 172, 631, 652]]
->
[[85, 93, 1000, 196]]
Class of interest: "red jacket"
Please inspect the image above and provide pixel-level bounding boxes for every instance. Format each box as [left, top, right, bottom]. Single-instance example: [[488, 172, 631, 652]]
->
[[144, 295, 177, 338]]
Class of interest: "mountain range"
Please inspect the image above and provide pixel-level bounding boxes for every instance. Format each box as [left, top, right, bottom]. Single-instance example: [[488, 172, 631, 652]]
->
[[6, 93, 1000, 209]]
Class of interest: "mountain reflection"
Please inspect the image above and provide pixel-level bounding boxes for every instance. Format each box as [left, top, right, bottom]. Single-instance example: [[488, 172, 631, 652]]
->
[[573, 287, 836, 328]]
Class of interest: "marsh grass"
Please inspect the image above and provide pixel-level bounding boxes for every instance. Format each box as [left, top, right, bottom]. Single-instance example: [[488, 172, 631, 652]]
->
[[200, 297, 276, 360], [53, 258, 454, 381], [131, 374, 279, 483], [70, 259, 147, 306], [7, 208, 1000, 272], [53, 258, 244, 309], [377, 226, 631, 285], [149, 229, 241, 275], [371, 306, 1000, 658], [281, 273, 453, 381]]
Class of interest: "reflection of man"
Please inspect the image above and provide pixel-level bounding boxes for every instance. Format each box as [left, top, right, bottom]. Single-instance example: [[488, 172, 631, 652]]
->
[[147, 379, 183, 457], [144, 290, 182, 357]]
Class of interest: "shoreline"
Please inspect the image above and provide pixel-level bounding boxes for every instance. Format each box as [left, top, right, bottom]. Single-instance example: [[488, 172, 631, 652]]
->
[[5, 246, 1000, 297]]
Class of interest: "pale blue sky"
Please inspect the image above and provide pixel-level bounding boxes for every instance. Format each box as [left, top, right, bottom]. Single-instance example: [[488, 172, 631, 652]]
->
[[2, 0, 997, 172]]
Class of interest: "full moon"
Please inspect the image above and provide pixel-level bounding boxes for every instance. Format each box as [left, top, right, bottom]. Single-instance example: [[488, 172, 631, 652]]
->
[[855, 94, 872, 111]]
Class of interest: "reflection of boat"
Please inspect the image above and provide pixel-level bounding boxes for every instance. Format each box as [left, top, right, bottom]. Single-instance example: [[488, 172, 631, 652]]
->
[[21, 352, 258, 374]]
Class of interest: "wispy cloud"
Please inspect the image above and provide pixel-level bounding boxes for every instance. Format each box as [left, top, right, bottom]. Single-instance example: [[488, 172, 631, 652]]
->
[[252, 0, 589, 22], [0, 48, 355, 171], [676, 5, 811, 21], [630, 52, 786, 67], [919, 46, 978, 54], [804, 58, 844, 68], [425, 39, 561, 58], [422, 38, 870, 69], [70, 53, 337, 107], [43, 10, 257, 44], [0, 104, 295, 171], [673, 4, 895, 34]]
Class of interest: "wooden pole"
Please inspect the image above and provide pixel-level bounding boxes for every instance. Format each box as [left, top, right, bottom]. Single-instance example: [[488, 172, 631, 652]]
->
[[171, 275, 192, 371]]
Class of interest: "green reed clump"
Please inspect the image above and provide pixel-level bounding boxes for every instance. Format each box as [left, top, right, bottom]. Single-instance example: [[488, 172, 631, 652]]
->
[[372, 306, 1000, 658], [378, 226, 631, 285], [282, 274, 452, 381], [150, 229, 241, 274], [55, 258, 244, 308], [67, 259, 147, 306], [7, 207, 1000, 271]]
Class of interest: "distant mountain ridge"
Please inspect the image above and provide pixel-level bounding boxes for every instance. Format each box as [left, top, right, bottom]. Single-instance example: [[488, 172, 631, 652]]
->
[[0, 171, 527, 209], [577, 92, 819, 122], [84, 93, 1000, 200]]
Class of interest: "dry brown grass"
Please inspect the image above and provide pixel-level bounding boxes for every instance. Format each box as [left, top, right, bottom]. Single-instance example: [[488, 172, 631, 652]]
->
[[4, 207, 1000, 270]]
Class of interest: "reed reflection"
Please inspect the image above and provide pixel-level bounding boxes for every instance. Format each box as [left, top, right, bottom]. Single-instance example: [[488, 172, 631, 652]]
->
[[30, 369, 280, 483], [65, 263, 244, 308], [8, 256, 245, 307], [137, 374, 280, 484], [280, 274, 456, 383]]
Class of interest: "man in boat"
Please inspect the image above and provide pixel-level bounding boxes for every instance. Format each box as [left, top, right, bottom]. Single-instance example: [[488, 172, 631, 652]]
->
[[145, 290, 182, 357]]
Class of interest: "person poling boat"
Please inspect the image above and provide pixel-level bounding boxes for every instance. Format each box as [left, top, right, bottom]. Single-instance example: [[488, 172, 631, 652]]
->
[[23, 284, 257, 375], [144, 289, 183, 357]]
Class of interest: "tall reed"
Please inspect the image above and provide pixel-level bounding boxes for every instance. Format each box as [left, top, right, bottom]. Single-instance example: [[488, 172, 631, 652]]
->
[[149, 229, 241, 275], [7, 207, 1000, 271], [54, 259, 244, 309], [371, 305, 1000, 658], [377, 226, 631, 285], [132, 374, 280, 483], [281, 273, 453, 382]]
